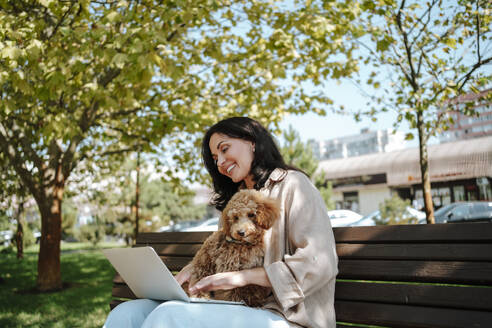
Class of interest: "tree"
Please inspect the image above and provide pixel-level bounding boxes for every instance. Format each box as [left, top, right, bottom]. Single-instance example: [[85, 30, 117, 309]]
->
[[281, 126, 319, 176], [88, 157, 206, 245], [0, 1, 358, 290], [0, 153, 30, 259], [333, 0, 491, 223], [280, 126, 334, 210], [375, 194, 418, 225]]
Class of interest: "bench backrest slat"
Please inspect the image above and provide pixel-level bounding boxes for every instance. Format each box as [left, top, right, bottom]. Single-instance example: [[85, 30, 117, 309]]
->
[[109, 222, 492, 327], [337, 243, 492, 261], [333, 222, 492, 242], [336, 281, 492, 311], [339, 259, 492, 284], [335, 300, 491, 328]]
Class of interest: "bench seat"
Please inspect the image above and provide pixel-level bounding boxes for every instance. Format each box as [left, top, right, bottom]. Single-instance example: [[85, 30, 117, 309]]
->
[[109, 222, 492, 327]]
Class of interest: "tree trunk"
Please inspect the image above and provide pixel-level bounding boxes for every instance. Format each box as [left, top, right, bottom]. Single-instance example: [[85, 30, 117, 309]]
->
[[417, 111, 435, 224], [135, 150, 140, 240], [36, 186, 63, 291], [15, 200, 25, 260]]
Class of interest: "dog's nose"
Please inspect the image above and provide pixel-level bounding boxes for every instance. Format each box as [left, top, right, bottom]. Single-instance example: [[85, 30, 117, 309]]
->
[[238, 230, 245, 237]]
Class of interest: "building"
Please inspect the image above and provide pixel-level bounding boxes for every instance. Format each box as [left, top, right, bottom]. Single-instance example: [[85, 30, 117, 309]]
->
[[439, 88, 492, 143], [309, 128, 406, 160], [318, 136, 492, 215]]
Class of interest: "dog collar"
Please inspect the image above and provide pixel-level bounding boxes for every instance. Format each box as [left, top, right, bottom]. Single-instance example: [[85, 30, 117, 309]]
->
[[225, 236, 254, 246]]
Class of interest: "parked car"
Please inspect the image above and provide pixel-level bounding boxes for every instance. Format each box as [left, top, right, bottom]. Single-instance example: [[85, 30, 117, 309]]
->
[[357, 206, 426, 226], [0, 230, 13, 246], [182, 217, 219, 232], [327, 210, 363, 227], [158, 219, 207, 232], [434, 201, 492, 223]]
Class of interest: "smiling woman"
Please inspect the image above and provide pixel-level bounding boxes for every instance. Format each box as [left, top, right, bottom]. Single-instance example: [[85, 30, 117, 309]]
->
[[104, 117, 339, 328], [209, 133, 255, 188]]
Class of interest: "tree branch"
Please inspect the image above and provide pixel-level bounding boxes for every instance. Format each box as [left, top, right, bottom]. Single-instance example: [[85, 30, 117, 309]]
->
[[476, 1, 482, 64], [47, 1, 76, 41], [457, 56, 492, 92], [395, 0, 418, 91]]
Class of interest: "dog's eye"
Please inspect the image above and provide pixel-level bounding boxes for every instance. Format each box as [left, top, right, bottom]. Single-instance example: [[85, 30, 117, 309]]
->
[[234, 216, 238, 221], [248, 213, 255, 218]]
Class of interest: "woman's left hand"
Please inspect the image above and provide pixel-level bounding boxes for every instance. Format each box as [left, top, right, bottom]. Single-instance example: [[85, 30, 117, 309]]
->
[[189, 271, 246, 295], [189, 267, 271, 295]]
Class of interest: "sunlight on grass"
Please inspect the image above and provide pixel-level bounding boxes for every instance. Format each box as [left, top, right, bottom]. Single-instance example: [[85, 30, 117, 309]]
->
[[0, 245, 116, 328]]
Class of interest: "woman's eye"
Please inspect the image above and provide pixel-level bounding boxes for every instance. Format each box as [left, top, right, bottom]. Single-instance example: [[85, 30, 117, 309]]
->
[[221, 146, 228, 153]]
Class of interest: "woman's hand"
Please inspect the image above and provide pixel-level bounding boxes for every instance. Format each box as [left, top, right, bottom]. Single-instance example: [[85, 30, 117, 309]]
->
[[189, 267, 271, 295], [175, 263, 193, 286]]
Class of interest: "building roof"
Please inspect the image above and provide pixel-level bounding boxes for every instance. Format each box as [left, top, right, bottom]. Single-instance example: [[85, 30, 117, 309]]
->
[[318, 136, 492, 186]]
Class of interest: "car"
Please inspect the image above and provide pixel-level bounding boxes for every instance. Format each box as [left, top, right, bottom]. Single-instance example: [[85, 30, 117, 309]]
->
[[182, 217, 220, 232], [0, 230, 13, 246], [357, 206, 426, 226], [327, 210, 363, 227], [158, 219, 206, 232], [434, 201, 492, 223]]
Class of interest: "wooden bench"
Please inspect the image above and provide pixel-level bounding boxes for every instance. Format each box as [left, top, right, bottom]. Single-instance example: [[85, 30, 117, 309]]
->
[[109, 222, 492, 327]]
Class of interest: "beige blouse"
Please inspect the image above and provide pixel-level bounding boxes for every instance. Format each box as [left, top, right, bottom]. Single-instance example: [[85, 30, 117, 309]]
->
[[258, 168, 338, 328]]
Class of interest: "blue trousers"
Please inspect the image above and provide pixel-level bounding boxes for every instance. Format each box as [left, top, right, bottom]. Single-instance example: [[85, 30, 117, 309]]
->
[[103, 299, 290, 328]]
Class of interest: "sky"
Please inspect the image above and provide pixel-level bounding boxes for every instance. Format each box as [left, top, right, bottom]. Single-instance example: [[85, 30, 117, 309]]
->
[[278, 79, 419, 147]]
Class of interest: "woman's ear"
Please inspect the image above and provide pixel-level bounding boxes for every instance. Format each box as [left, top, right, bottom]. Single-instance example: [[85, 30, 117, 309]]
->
[[256, 196, 280, 230]]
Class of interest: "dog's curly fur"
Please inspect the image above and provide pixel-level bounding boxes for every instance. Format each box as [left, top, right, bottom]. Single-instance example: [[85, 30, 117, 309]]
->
[[189, 189, 280, 307]]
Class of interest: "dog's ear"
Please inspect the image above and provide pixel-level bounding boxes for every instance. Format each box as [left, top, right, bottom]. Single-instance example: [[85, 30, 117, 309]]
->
[[255, 196, 280, 230], [219, 211, 230, 234]]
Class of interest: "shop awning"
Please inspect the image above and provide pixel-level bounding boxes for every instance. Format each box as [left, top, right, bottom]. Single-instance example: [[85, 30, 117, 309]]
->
[[318, 136, 492, 186]]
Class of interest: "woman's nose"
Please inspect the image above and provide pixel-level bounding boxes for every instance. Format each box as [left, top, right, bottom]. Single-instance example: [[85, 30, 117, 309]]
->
[[217, 154, 226, 167]]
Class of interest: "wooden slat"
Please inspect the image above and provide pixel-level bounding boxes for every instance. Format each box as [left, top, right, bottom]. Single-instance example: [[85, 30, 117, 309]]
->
[[338, 260, 492, 284], [135, 244, 202, 257], [112, 284, 136, 299], [110, 299, 126, 310], [334, 222, 492, 243], [336, 243, 492, 261], [136, 231, 211, 244], [335, 300, 492, 328], [335, 281, 492, 311]]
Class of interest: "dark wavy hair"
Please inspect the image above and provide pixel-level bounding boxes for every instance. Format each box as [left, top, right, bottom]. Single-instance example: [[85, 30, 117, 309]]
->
[[202, 117, 302, 211]]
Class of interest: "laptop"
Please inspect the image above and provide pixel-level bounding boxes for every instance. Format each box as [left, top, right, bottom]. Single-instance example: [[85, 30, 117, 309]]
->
[[102, 246, 244, 305]]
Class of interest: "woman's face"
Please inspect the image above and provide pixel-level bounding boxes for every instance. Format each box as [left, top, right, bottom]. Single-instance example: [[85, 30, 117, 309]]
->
[[209, 133, 255, 187]]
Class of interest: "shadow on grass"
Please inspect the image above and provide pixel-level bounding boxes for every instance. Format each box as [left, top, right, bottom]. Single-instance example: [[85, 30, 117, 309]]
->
[[0, 248, 118, 328]]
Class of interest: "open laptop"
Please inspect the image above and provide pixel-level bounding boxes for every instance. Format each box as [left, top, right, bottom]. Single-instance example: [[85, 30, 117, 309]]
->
[[102, 246, 244, 305]]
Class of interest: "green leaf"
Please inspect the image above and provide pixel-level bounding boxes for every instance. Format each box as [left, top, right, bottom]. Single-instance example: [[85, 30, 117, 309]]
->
[[1, 46, 22, 60]]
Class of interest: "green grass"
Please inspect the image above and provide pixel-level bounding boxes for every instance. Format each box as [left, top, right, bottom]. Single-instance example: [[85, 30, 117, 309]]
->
[[0, 242, 125, 328]]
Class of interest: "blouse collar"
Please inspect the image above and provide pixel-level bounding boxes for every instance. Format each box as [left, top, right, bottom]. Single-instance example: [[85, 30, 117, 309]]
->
[[239, 168, 288, 190]]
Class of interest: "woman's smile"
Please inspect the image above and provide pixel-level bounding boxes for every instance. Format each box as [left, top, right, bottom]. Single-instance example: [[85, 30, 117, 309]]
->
[[209, 133, 255, 188]]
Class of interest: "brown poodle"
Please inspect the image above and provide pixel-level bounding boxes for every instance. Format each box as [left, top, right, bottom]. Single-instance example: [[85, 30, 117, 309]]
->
[[188, 189, 280, 307]]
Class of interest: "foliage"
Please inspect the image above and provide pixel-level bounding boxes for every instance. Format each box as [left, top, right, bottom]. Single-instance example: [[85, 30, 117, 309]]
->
[[0, 0, 360, 289], [280, 126, 334, 210], [346, 0, 491, 131], [313, 171, 336, 211], [87, 156, 206, 243], [76, 219, 105, 246], [281, 125, 319, 176], [375, 194, 417, 225], [62, 198, 79, 239], [330, 0, 492, 222]]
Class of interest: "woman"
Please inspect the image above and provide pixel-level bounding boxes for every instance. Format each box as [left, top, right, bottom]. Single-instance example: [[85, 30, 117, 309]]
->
[[104, 117, 338, 328]]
